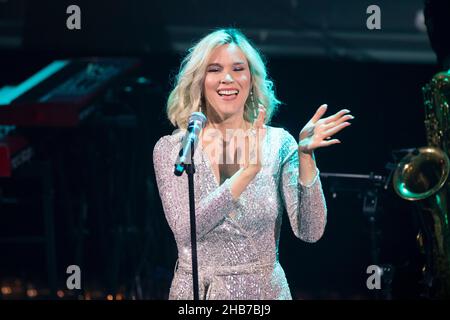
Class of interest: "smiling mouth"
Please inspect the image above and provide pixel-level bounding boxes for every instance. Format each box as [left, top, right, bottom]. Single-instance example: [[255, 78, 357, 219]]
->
[[217, 89, 239, 97]]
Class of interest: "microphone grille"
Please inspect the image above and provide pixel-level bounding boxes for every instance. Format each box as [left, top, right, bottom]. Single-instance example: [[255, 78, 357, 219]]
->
[[188, 112, 207, 128]]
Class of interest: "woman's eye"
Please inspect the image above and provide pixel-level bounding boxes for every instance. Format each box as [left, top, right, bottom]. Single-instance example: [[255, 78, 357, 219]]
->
[[207, 68, 220, 72], [234, 67, 244, 71]]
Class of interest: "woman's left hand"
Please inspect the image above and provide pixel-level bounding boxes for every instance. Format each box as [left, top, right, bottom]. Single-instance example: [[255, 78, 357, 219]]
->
[[298, 104, 354, 154]]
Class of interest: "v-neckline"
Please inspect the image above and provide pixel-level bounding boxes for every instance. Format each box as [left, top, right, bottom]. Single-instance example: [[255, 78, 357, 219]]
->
[[198, 139, 220, 187], [198, 126, 270, 188]]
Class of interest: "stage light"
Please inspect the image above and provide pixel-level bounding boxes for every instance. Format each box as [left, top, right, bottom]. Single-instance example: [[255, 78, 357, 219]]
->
[[26, 288, 37, 298], [1, 286, 12, 295], [115, 293, 124, 300]]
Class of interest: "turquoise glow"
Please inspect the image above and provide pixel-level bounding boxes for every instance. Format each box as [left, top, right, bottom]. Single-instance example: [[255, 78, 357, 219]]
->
[[0, 60, 69, 105]]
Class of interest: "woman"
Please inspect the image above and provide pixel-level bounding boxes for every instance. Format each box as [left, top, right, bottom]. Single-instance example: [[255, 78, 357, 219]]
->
[[153, 28, 353, 300]]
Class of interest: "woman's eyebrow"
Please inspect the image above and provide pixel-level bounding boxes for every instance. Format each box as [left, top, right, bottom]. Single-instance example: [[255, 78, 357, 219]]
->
[[207, 61, 246, 67]]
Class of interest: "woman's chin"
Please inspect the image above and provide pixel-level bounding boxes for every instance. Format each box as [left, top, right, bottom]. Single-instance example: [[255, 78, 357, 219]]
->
[[218, 102, 244, 113], [221, 108, 243, 118], [207, 101, 245, 119]]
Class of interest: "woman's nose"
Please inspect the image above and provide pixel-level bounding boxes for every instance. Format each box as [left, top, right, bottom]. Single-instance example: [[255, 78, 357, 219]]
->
[[221, 73, 234, 83]]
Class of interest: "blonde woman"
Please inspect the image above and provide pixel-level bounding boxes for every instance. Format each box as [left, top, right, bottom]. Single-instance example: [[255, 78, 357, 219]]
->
[[153, 28, 353, 300]]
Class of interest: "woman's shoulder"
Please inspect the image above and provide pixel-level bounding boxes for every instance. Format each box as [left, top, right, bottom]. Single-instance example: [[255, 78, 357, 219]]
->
[[266, 125, 296, 144], [266, 125, 298, 164], [153, 129, 186, 158]]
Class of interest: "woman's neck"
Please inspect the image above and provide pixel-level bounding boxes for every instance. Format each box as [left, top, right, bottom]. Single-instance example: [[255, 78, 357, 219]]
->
[[205, 107, 249, 129], [204, 117, 250, 141], [206, 118, 248, 130], [200, 111, 250, 147]]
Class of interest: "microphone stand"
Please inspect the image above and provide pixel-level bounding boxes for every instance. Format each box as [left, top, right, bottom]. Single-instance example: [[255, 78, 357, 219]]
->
[[174, 112, 206, 300], [184, 139, 200, 300]]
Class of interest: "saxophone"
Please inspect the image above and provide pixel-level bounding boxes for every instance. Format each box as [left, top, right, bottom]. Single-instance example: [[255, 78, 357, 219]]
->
[[392, 69, 450, 299]]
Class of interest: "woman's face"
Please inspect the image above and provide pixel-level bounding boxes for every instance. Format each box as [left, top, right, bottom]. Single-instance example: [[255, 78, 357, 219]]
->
[[203, 43, 251, 120]]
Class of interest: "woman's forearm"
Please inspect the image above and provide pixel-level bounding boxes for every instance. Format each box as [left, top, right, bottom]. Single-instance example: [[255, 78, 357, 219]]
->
[[229, 167, 258, 200], [298, 151, 318, 186]]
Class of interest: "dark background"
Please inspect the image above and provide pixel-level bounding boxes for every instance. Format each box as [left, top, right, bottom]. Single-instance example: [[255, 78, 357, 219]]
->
[[0, 0, 442, 299]]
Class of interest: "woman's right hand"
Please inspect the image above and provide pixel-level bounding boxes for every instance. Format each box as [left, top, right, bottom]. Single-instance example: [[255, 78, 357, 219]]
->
[[243, 104, 266, 176], [228, 104, 266, 200]]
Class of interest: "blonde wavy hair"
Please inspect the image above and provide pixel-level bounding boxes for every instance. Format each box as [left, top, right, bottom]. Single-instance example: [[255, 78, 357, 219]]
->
[[166, 28, 281, 129]]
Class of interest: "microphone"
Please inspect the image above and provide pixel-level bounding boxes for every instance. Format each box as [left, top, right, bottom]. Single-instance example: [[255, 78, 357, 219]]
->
[[174, 112, 207, 176]]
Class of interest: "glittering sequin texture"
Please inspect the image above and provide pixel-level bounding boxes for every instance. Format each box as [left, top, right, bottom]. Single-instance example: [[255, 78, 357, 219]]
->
[[152, 126, 327, 300]]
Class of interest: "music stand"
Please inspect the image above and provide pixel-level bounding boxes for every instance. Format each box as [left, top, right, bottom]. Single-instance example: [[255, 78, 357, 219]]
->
[[320, 171, 394, 299]]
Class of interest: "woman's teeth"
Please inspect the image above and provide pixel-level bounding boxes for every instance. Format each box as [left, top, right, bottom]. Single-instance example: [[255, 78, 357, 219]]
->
[[217, 90, 239, 96]]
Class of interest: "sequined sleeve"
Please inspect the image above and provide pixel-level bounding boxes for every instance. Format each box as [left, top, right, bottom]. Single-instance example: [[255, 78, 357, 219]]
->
[[153, 135, 237, 246], [279, 130, 327, 242]]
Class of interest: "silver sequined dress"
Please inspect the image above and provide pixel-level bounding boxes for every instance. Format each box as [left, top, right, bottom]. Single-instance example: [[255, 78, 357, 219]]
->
[[152, 126, 327, 300]]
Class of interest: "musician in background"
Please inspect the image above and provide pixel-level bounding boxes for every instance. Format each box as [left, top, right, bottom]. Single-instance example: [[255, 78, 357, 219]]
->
[[153, 28, 353, 299]]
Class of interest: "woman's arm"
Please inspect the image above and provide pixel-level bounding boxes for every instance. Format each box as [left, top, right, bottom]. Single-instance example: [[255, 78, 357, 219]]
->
[[282, 104, 352, 242], [153, 135, 256, 246], [299, 151, 318, 186], [229, 167, 258, 200], [279, 130, 327, 243]]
